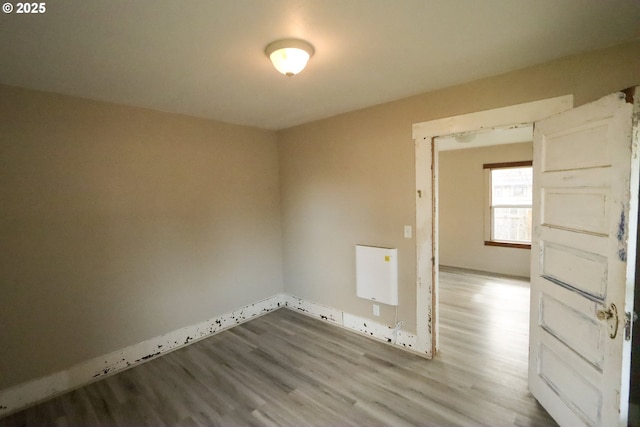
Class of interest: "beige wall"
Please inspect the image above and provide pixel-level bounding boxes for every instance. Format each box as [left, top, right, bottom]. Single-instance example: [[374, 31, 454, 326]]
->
[[439, 143, 533, 277], [278, 41, 640, 334], [0, 85, 282, 390]]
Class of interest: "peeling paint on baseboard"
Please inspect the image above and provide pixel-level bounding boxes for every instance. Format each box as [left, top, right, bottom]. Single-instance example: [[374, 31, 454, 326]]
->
[[0, 293, 286, 418], [282, 294, 342, 323], [0, 292, 421, 418], [283, 294, 417, 352], [343, 313, 417, 349]]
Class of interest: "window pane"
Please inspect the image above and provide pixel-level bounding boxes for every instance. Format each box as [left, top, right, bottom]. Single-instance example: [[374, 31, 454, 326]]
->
[[492, 207, 532, 243], [492, 167, 532, 206]]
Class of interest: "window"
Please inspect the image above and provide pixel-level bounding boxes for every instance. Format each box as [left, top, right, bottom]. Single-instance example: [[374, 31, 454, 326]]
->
[[483, 161, 532, 249]]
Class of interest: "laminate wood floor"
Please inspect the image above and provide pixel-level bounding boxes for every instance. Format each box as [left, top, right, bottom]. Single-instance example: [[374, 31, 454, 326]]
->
[[1, 268, 556, 426]]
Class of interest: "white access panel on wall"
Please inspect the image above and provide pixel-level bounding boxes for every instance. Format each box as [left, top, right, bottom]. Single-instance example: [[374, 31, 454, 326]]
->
[[355, 245, 398, 306]]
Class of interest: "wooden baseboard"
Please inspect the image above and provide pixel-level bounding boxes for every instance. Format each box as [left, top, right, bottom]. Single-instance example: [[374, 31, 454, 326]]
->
[[283, 294, 420, 354], [1, 293, 423, 418], [0, 294, 286, 418]]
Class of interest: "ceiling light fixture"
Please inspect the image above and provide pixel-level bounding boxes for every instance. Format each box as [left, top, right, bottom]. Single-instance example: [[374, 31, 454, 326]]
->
[[265, 38, 315, 77]]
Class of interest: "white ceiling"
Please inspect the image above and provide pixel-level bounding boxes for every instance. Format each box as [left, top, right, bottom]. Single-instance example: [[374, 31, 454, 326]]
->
[[0, 1, 638, 130]]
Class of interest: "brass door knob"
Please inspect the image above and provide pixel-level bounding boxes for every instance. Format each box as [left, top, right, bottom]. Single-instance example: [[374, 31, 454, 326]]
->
[[596, 308, 614, 320], [596, 303, 618, 339]]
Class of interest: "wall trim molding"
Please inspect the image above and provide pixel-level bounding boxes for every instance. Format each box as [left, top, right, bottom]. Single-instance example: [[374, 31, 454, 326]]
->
[[1, 293, 420, 418], [0, 294, 286, 418]]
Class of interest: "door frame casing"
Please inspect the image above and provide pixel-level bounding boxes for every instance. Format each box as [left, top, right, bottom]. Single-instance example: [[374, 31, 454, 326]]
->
[[412, 95, 574, 357]]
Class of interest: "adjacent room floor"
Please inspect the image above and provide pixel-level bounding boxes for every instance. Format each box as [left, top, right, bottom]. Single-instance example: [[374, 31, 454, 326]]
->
[[0, 268, 556, 426]]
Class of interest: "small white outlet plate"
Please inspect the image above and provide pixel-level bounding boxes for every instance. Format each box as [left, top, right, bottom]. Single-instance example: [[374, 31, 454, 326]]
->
[[373, 304, 380, 316], [404, 225, 412, 239]]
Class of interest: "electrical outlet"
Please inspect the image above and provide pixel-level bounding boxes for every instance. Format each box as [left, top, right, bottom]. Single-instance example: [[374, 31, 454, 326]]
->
[[404, 225, 412, 239], [373, 304, 380, 316]]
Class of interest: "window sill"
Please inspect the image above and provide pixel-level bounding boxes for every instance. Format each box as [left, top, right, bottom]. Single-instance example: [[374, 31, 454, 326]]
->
[[484, 241, 531, 250]]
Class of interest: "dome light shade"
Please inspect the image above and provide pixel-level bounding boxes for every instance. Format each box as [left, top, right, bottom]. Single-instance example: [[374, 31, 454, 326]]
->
[[265, 39, 315, 77]]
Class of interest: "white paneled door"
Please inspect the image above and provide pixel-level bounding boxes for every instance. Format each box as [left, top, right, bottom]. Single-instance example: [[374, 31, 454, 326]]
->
[[529, 90, 639, 427]]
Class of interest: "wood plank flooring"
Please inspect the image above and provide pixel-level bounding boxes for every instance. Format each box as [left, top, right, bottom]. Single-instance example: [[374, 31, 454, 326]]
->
[[1, 268, 556, 426]]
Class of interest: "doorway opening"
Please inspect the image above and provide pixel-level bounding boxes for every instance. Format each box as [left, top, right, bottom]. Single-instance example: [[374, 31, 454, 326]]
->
[[434, 127, 536, 409], [435, 126, 534, 277], [412, 95, 574, 357]]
